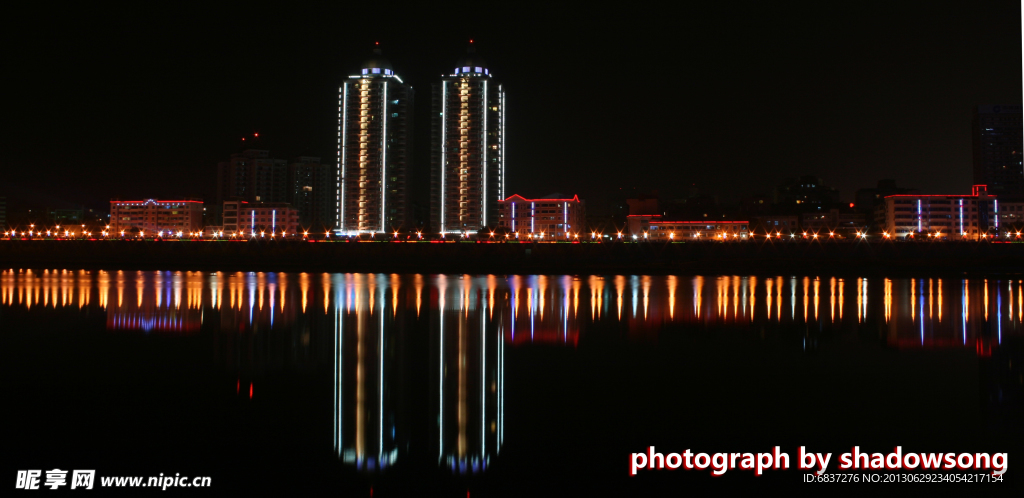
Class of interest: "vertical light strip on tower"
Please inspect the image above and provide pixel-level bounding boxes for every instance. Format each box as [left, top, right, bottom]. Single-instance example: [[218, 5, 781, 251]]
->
[[382, 82, 388, 233], [459, 82, 469, 230], [500, 88, 505, 202], [483, 80, 488, 227], [339, 84, 347, 231], [441, 81, 448, 234]]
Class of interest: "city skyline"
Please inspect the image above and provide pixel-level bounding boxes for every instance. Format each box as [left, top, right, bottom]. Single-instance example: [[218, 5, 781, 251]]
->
[[5, 6, 1023, 494], [2, 3, 1021, 216]]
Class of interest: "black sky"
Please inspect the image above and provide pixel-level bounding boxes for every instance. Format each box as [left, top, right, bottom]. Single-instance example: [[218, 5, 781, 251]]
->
[[3, 2, 1021, 214]]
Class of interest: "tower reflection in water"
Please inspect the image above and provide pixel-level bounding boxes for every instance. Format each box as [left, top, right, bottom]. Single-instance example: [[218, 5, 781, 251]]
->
[[2, 270, 1022, 472], [333, 274, 401, 472]]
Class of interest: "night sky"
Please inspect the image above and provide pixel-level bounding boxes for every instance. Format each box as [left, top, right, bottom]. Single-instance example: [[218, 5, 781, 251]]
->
[[3, 3, 1021, 215]]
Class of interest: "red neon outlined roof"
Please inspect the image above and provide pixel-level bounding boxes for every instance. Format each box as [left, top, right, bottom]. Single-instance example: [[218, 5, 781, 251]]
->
[[502, 194, 580, 202], [883, 194, 990, 198], [649, 220, 749, 224], [110, 199, 204, 204]]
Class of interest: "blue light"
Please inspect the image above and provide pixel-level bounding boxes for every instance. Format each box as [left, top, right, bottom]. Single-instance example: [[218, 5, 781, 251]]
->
[[475, 67, 482, 73], [372, 68, 380, 74], [917, 200, 921, 232]]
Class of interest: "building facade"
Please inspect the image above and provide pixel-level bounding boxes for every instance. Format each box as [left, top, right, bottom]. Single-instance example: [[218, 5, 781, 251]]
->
[[217, 149, 289, 204], [288, 156, 333, 229], [799, 209, 866, 233], [336, 48, 414, 234], [497, 195, 583, 237], [628, 215, 749, 240], [996, 201, 1024, 235], [222, 200, 299, 236], [109, 199, 203, 234], [972, 105, 1023, 199], [881, 185, 997, 240], [431, 45, 505, 234], [775, 176, 840, 208], [218, 150, 333, 230], [753, 215, 800, 234]]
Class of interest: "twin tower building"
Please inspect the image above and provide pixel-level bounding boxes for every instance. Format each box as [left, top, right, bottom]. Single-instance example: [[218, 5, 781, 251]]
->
[[335, 45, 505, 235]]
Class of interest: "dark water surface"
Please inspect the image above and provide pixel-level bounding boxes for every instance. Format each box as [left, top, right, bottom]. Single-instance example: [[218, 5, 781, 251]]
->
[[2, 270, 1022, 495]]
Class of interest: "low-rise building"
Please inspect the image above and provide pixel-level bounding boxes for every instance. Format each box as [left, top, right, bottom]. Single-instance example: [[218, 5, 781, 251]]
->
[[223, 200, 299, 236], [497, 195, 584, 237], [996, 201, 1024, 235], [799, 209, 866, 234], [109, 199, 203, 235], [882, 185, 997, 240], [637, 217, 749, 240], [752, 215, 800, 235]]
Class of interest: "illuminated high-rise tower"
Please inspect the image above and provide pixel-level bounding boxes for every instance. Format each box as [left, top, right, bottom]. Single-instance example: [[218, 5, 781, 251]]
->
[[336, 46, 414, 234], [430, 43, 505, 234]]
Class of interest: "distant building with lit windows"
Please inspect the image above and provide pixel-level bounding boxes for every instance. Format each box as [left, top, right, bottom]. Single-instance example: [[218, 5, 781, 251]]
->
[[217, 149, 287, 205], [217, 150, 333, 229], [881, 185, 997, 240], [627, 215, 749, 239], [109, 199, 203, 234], [775, 175, 840, 208], [996, 201, 1024, 233], [288, 156, 334, 229], [972, 105, 1023, 199], [431, 44, 505, 234], [799, 210, 866, 233], [222, 200, 299, 236], [497, 195, 583, 237], [336, 47, 414, 234], [752, 215, 799, 234]]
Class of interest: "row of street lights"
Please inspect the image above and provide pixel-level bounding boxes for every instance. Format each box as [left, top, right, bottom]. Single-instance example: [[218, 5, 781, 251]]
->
[[4, 225, 1024, 241]]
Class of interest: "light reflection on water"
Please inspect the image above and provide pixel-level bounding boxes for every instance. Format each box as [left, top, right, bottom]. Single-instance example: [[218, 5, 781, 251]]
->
[[2, 269, 1021, 473]]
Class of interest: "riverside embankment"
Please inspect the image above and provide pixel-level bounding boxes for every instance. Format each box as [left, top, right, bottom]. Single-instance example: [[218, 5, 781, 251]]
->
[[2, 239, 1023, 276]]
